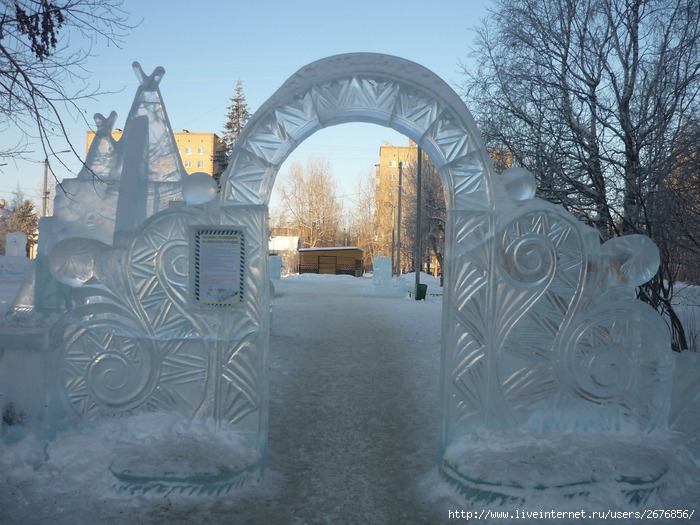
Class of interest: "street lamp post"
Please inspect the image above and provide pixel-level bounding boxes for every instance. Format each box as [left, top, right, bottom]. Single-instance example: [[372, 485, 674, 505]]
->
[[385, 201, 396, 273], [414, 147, 422, 298], [397, 161, 403, 275]]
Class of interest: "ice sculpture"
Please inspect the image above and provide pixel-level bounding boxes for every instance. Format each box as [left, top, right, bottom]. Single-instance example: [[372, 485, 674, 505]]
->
[[221, 53, 677, 502], [372, 253, 392, 286], [46, 64, 185, 253], [372, 252, 404, 295], [0, 232, 30, 275], [38, 63, 263, 493], [5, 232, 27, 257], [5, 53, 693, 500]]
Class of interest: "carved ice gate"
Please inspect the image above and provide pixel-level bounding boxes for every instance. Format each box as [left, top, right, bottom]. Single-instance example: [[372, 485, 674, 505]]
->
[[46, 53, 672, 495], [224, 53, 672, 489]]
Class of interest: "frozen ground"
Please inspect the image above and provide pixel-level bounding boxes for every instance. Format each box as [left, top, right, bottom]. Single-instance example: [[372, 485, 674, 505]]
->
[[0, 273, 699, 524]]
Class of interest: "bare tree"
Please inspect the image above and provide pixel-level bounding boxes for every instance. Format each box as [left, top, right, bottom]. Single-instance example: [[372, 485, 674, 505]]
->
[[650, 129, 700, 283], [277, 156, 343, 248], [0, 186, 39, 255], [461, 0, 700, 350], [0, 0, 132, 172], [346, 168, 380, 271]]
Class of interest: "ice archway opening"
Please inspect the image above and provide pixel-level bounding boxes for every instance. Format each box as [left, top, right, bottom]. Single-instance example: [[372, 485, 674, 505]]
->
[[219, 53, 673, 499], [219, 50, 498, 464]]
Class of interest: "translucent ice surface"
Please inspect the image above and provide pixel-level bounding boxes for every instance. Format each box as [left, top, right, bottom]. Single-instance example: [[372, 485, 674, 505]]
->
[[5, 232, 27, 257], [372, 253, 392, 287], [601, 234, 660, 287], [501, 166, 537, 201], [31, 63, 266, 491], [5, 53, 688, 500], [220, 52, 680, 500], [183, 171, 218, 205]]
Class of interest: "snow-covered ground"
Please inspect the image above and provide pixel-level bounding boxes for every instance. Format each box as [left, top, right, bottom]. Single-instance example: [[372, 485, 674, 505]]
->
[[0, 273, 699, 524]]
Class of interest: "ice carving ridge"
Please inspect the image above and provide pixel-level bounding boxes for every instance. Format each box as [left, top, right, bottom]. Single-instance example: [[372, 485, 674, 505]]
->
[[220, 54, 682, 501], [4, 53, 691, 501]]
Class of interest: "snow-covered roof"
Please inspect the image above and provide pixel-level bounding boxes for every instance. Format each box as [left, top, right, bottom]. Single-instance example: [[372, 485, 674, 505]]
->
[[298, 246, 364, 252]]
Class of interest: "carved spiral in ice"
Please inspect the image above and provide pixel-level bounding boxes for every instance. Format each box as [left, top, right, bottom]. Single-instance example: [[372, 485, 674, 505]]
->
[[558, 305, 670, 430], [156, 241, 189, 288], [127, 209, 210, 337], [60, 330, 160, 417], [86, 346, 156, 409], [182, 172, 218, 205], [501, 233, 556, 287], [570, 345, 634, 402], [502, 167, 537, 201], [601, 235, 659, 286], [561, 314, 637, 404]]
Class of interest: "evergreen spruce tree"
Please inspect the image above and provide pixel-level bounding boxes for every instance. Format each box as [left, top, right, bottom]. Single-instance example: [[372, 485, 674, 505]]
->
[[222, 79, 251, 153]]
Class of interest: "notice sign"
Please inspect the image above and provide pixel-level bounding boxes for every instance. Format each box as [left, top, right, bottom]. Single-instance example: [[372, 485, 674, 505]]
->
[[193, 228, 245, 306]]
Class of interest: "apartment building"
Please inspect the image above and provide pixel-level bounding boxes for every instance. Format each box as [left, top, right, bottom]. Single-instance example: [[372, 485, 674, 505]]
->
[[86, 129, 228, 182], [375, 140, 417, 274], [376, 140, 513, 275]]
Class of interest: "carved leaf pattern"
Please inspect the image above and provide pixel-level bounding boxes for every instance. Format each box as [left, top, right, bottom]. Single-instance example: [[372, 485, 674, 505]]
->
[[450, 209, 587, 428]]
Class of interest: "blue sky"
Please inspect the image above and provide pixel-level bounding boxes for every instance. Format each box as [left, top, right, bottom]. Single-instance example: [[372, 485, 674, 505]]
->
[[1, 0, 491, 209]]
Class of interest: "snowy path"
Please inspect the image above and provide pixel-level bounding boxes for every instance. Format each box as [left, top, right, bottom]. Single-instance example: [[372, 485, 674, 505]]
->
[[258, 276, 444, 523]]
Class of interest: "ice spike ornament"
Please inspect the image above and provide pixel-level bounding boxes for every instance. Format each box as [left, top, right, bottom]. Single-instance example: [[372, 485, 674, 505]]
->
[[78, 111, 120, 181], [119, 62, 186, 220], [49, 111, 121, 251], [125, 62, 185, 185]]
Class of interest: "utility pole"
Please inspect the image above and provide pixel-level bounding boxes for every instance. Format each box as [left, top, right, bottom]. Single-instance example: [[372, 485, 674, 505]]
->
[[41, 150, 69, 217], [42, 158, 49, 217], [386, 202, 396, 273], [414, 147, 422, 298], [397, 161, 403, 275]]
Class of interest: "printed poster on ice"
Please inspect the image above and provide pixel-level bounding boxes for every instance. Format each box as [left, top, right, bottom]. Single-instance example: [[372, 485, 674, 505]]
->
[[193, 228, 245, 306]]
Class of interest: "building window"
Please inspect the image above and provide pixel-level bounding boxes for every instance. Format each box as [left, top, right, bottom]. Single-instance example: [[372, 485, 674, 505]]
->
[[185, 161, 192, 168], [185, 147, 192, 155], [198, 147, 205, 155], [197, 161, 204, 168], [389, 160, 397, 168]]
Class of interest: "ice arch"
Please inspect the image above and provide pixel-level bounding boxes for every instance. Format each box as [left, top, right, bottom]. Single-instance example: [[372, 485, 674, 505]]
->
[[222, 53, 493, 210], [36, 54, 675, 498], [221, 53, 673, 495]]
